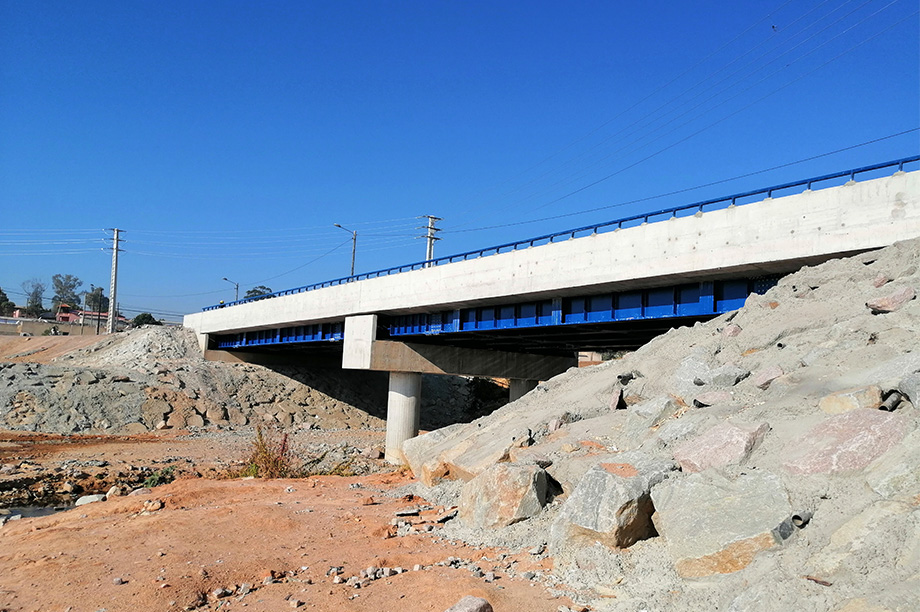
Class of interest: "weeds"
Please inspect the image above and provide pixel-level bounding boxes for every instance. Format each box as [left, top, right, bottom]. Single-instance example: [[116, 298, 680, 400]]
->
[[235, 426, 304, 479], [144, 466, 176, 488]]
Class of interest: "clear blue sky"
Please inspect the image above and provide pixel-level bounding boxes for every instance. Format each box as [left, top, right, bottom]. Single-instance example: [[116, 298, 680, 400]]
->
[[1, 0, 917, 321]]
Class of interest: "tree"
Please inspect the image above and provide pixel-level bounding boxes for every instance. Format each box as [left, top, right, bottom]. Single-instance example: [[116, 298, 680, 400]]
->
[[131, 312, 162, 327], [0, 287, 15, 316], [84, 286, 109, 313], [244, 285, 273, 299], [51, 274, 82, 309], [21, 278, 45, 318]]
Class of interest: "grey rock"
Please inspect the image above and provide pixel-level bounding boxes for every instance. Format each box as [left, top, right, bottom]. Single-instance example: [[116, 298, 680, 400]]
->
[[650, 471, 794, 578], [459, 463, 547, 529], [550, 451, 676, 550], [898, 372, 920, 406], [444, 595, 494, 612], [75, 494, 106, 506]]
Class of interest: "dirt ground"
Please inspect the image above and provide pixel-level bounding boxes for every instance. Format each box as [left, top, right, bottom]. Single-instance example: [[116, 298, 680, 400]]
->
[[0, 430, 575, 612]]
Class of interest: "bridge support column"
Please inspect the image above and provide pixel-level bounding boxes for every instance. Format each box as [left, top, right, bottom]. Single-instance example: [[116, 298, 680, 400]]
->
[[509, 379, 538, 402], [384, 371, 422, 464]]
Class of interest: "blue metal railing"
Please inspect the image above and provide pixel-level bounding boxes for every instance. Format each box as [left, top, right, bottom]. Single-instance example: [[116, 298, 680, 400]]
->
[[203, 155, 919, 311]]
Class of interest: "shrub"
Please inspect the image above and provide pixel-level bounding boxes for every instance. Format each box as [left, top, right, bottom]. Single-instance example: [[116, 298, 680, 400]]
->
[[144, 466, 176, 488], [238, 426, 303, 479]]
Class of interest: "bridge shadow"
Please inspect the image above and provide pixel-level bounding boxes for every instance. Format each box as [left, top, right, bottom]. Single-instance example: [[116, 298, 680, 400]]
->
[[258, 362, 508, 431]]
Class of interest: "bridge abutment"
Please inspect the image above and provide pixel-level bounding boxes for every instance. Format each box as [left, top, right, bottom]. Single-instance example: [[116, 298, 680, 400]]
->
[[384, 371, 422, 464]]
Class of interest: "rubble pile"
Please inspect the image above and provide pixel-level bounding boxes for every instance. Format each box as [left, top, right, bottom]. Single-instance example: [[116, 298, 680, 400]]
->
[[406, 238, 920, 611], [0, 327, 505, 434]]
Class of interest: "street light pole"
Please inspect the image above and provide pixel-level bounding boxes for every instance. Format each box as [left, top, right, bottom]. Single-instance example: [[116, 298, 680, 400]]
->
[[334, 223, 357, 276], [222, 277, 239, 301]]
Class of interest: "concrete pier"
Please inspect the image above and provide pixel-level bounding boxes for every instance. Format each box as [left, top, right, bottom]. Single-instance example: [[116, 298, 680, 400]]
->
[[509, 379, 539, 402], [384, 371, 422, 464]]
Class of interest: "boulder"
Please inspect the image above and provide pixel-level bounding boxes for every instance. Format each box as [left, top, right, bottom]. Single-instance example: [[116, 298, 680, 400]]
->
[[865, 429, 920, 498], [808, 499, 917, 576], [750, 365, 783, 390], [818, 385, 883, 414], [550, 451, 676, 550], [866, 286, 915, 313], [650, 471, 794, 578], [783, 410, 911, 475], [897, 372, 920, 406], [75, 494, 106, 507], [710, 364, 750, 387], [459, 463, 547, 529], [403, 423, 466, 486], [623, 396, 681, 442], [672, 421, 769, 473], [444, 596, 493, 612]]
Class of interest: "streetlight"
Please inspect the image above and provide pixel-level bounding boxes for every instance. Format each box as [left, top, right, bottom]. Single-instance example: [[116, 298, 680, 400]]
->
[[334, 223, 357, 276], [222, 277, 239, 301]]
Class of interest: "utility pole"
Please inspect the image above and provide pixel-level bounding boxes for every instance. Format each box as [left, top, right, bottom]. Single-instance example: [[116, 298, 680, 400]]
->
[[418, 215, 442, 266], [333, 223, 357, 276], [106, 228, 122, 334]]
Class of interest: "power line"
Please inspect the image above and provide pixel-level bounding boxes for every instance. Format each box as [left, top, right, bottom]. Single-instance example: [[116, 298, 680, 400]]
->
[[444, 129, 919, 234]]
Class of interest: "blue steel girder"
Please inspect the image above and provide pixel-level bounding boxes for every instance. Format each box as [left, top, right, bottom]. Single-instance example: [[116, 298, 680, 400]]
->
[[387, 277, 779, 338], [212, 321, 344, 349], [210, 276, 779, 351]]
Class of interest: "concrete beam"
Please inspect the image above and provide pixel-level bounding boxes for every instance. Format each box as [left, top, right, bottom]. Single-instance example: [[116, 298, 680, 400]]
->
[[185, 171, 920, 336], [363, 340, 574, 379], [342, 312, 574, 379]]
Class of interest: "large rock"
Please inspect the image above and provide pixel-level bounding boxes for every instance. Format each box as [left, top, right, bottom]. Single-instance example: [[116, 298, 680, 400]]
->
[[444, 596, 493, 612], [865, 429, 920, 498], [672, 420, 769, 473], [650, 471, 794, 578], [866, 285, 915, 313], [808, 499, 918, 577], [459, 463, 547, 529], [783, 410, 911, 475], [550, 451, 676, 550], [818, 385, 883, 414], [403, 423, 467, 486]]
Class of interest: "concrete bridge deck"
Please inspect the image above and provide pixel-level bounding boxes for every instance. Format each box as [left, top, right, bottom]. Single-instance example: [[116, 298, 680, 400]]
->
[[183, 158, 920, 461]]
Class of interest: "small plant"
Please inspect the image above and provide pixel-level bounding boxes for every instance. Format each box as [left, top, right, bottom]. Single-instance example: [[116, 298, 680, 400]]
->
[[237, 426, 303, 479], [144, 466, 176, 488]]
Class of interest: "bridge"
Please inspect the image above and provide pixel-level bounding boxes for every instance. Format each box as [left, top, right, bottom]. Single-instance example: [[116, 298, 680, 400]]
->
[[184, 157, 920, 462]]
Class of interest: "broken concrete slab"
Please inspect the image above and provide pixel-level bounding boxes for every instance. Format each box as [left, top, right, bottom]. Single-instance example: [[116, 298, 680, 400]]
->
[[672, 420, 769, 473], [550, 451, 676, 550], [650, 471, 794, 578], [459, 463, 547, 529], [818, 385, 883, 414], [783, 410, 912, 475]]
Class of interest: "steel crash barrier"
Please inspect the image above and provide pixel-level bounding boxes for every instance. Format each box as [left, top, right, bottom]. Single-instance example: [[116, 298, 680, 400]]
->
[[203, 155, 919, 313]]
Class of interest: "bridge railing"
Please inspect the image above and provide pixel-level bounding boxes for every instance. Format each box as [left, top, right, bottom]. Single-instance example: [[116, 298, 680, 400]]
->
[[203, 155, 919, 311]]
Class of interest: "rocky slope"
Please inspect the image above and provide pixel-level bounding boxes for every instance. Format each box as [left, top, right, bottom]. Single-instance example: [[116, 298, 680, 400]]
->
[[0, 326, 506, 435], [404, 238, 920, 612]]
